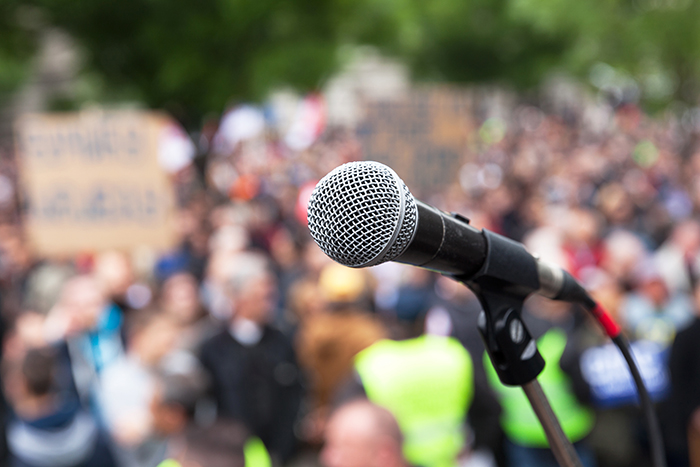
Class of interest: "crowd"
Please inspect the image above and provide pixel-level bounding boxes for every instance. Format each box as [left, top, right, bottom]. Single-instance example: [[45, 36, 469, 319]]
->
[[0, 87, 698, 467]]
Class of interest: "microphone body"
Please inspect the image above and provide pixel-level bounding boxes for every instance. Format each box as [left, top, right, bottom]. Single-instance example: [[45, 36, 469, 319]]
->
[[307, 161, 580, 302], [397, 201, 486, 277], [394, 201, 566, 299]]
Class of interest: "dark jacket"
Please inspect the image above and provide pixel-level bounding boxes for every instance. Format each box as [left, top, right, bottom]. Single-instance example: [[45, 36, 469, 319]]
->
[[199, 325, 302, 463], [8, 396, 116, 467]]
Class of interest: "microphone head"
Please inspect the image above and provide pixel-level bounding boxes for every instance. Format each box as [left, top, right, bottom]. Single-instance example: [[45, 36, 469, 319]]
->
[[307, 161, 418, 268]]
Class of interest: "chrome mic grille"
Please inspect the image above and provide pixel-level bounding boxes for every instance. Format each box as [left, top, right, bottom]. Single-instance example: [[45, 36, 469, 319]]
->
[[307, 161, 418, 267]]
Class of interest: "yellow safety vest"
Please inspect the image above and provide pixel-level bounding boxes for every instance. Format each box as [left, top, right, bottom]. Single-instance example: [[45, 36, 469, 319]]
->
[[484, 328, 595, 447], [355, 336, 474, 467], [156, 435, 271, 467]]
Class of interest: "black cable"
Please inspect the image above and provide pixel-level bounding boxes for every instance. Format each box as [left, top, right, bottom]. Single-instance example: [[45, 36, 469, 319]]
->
[[611, 333, 667, 467], [561, 278, 667, 467], [575, 292, 666, 467]]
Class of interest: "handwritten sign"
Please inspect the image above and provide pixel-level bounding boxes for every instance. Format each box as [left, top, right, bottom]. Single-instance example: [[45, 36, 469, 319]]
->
[[15, 111, 178, 256], [357, 87, 474, 192]]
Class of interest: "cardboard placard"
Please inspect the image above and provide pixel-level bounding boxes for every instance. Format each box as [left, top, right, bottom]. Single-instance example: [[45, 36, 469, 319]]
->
[[15, 111, 178, 256], [357, 87, 473, 192]]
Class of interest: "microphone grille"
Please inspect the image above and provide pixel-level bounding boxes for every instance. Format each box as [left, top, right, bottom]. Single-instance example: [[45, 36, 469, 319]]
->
[[307, 161, 418, 268]]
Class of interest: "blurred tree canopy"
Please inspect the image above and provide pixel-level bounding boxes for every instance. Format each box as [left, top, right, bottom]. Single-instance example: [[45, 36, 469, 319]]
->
[[0, 1, 39, 98], [2, 0, 700, 117]]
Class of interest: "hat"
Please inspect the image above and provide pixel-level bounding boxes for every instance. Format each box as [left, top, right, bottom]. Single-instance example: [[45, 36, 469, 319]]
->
[[318, 263, 366, 303]]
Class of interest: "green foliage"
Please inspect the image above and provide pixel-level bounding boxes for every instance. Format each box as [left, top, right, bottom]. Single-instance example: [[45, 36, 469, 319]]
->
[[31, 0, 343, 119], [505, 0, 700, 102], [14, 0, 700, 117], [0, 1, 38, 97]]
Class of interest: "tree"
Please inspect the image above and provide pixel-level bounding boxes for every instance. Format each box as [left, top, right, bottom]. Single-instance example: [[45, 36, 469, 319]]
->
[[31, 0, 346, 121], [0, 1, 38, 98], [26, 0, 574, 121], [12, 0, 700, 121]]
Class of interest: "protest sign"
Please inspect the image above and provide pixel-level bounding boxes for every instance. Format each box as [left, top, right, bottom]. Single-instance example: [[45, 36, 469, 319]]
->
[[357, 87, 473, 192], [15, 111, 178, 256]]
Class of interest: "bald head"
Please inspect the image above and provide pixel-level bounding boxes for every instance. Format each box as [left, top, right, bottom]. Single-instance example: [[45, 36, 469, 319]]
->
[[322, 400, 406, 467]]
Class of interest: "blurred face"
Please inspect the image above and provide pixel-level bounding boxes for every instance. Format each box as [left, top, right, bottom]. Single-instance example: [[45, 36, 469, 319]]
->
[[150, 384, 186, 436], [566, 210, 600, 246], [234, 272, 276, 324], [642, 278, 668, 305], [290, 282, 326, 322], [675, 223, 700, 256], [135, 318, 180, 366], [162, 274, 201, 323], [270, 228, 298, 268], [62, 278, 107, 332], [95, 252, 133, 298]]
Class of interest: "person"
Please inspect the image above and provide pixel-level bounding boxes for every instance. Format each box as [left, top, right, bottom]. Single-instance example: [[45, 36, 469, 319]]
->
[[149, 360, 209, 442], [620, 262, 693, 345], [343, 287, 475, 467], [198, 251, 303, 464], [667, 282, 700, 467], [654, 220, 700, 295], [157, 420, 250, 467], [96, 310, 181, 467], [44, 275, 126, 405], [321, 399, 408, 467], [151, 357, 272, 467], [294, 264, 386, 442], [160, 272, 216, 352], [93, 251, 136, 313], [5, 347, 117, 467], [483, 298, 596, 467]]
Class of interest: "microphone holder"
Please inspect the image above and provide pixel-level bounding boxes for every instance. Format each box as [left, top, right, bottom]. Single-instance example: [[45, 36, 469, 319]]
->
[[467, 284, 584, 467], [454, 228, 585, 467]]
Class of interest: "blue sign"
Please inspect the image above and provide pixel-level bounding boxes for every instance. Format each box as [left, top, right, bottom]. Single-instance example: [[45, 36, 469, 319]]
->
[[580, 340, 669, 408]]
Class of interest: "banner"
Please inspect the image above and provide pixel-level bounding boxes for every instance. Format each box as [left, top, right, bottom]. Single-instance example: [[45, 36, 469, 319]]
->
[[15, 111, 178, 256]]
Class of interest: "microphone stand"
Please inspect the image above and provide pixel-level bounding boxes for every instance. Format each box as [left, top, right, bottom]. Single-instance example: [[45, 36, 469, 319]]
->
[[523, 380, 583, 467], [454, 229, 585, 467], [464, 284, 584, 467]]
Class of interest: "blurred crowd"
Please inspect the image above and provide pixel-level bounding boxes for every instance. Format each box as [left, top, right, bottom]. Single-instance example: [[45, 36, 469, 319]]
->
[[0, 89, 697, 467]]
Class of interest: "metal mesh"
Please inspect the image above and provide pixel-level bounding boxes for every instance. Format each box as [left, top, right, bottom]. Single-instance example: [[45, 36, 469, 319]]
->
[[307, 161, 418, 267]]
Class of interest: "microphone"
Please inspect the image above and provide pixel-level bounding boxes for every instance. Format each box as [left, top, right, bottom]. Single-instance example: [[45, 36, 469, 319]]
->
[[307, 161, 588, 303]]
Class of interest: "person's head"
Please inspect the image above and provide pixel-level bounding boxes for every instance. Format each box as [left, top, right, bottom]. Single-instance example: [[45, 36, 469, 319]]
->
[[21, 347, 55, 398], [94, 250, 134, 300], [287, 279, 327, 323], [318, 263, 368, 309], [563, 208, 603, 248], [170, 420, 248, 467], [226, 252, 276, 324], [670, 219, 700, 257], [59, 275, 107, 333], [161, 273, 203, 324], [596, 182, 634, 225], [125, 310, 180, 366], [269, 226, 301, 269], [150, 360, 209, 436], [634, 261, 669, 306], [3, 346, 56, 417], [601, 230, 648, 285], [322, 399, 407, 467]]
